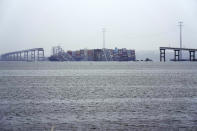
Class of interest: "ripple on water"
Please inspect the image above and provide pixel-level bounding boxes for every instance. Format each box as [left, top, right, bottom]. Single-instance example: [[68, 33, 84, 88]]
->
[[0, 62, 197, 130]]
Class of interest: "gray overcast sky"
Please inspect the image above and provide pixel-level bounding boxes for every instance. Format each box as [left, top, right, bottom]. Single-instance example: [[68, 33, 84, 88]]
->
[[0, 0, 197, 55]]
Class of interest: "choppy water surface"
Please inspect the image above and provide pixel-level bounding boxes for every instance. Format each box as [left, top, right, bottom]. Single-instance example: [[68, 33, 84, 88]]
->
[[0, 62, 197, 131]]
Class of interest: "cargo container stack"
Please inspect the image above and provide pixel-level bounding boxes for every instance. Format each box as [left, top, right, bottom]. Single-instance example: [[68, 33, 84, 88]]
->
[[49, 46, 135, 61], [87, 49, 94, 61], [93, 49, 102, 61]]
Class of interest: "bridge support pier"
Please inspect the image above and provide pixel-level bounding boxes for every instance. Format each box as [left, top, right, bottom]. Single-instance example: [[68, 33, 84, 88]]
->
[[37, 50, 44, 61], [31, 50, 36, 61], [16, 53, 19, 61], [174, 50, 180, 61], [24, 51, 28, 61], [189, 50, 195, 61], [160, 49, 165, 62], [19, 52, 22, 61], [13, 54, 16, 61], [8, 55, 10, 61]]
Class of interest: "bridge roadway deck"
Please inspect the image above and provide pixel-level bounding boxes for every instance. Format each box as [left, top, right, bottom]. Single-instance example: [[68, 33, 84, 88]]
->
[[160, 47, 197, 51], [2, 48, 44, 56]]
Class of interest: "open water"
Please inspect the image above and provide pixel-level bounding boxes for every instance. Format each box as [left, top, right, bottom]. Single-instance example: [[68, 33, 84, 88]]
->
[[0, 61, 197, 131]]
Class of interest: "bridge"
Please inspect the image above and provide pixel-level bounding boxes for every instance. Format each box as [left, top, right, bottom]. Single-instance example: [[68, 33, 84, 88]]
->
[[1, 48, 45, 61], [160, 47, 197, 62]]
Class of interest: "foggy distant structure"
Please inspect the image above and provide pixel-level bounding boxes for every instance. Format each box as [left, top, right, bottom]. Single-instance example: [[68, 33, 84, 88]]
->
[[102, 28, 106, 49], [102, 28, 108, 61], [1, 48, 45, 61], [179, 21, 183, 60], [52, 46, 64, 56]]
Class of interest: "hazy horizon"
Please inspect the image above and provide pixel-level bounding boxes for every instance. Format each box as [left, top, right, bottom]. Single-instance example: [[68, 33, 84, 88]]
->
[[0, 0, 197, 56]]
